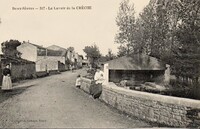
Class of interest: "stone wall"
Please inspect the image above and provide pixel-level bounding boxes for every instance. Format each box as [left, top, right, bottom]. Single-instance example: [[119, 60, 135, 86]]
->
[[80, 78, 200, 127], [101, 83, 200, 127], [36, 58, 59, 72], [11, 63, 36, 81], [81, 77, 92, 94]]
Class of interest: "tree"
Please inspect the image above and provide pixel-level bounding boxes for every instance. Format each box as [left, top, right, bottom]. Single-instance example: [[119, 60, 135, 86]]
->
[[100, 49, 117, 62], [115, 0, 136, 55], [134, 0, 200, 88], [172, 0, 200, 84], [67, 47, 74, 52], [117, 45, 129, 57], [1, 39, 22, 58], [130, 0, 181, 63], [106, 49, 116, 60], [114, 0, 200, 98], [136, 1, 157, 55], [83, 44, 101, 68]]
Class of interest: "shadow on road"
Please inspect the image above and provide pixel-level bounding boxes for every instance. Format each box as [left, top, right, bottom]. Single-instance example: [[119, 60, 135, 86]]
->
[[0, 85, 35, 104]]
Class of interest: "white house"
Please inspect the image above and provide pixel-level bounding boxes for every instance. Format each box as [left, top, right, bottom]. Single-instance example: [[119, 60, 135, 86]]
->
[[17, 42, 67, 72]]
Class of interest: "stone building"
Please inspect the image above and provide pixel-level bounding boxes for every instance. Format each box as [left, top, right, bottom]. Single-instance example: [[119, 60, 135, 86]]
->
[[78, 55, 83, 68], [103, 53, 169, 85], [82, 59, 89, 67], [48, 45, 83, 69], [74, 53, 83, 68], [17, 42, 67, 72]]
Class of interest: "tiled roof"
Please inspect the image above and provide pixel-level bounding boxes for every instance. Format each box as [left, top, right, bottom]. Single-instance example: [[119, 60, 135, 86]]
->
[[47, 45, 67, 56], [105, 54, 166, 70], [25, 43, 66, 57], [28, 42, 46, 49], [37, 49, 66, 57]]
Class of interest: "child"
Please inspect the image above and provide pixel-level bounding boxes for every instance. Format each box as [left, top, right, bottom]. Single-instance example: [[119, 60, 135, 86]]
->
[[75, 75, 82, 88]]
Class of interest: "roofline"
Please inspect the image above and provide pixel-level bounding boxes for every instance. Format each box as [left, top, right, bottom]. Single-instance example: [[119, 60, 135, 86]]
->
[[103, 56, 125, 64], [103, 54, 165, 64], [24, 42, 46, 49], [47, 45, 68, 51]]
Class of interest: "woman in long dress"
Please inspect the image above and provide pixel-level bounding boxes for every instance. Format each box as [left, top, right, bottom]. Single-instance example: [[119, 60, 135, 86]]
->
[[90, 66, 104, 99], [2, 64, 12, 91]]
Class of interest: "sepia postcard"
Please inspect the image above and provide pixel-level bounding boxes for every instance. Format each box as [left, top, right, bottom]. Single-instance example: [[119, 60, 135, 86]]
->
[[0, 0, 200, 128]]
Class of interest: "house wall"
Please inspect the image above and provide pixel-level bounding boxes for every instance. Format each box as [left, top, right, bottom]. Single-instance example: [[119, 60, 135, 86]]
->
[[11, 63, 36, 81], [66, 50, 75, 64], [36, 58, 59, 72], [17, 43, 37, 62], [37, 56, 65, 64], [58, 62, 66, 72], [47, 45, 68, 62], [77, 56, 83, 68], [37, 56, 66, 72], [104, 63, 109, 84]]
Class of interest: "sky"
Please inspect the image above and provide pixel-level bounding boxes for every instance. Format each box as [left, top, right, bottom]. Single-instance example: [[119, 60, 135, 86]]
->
[[0, 0, 150, 57]]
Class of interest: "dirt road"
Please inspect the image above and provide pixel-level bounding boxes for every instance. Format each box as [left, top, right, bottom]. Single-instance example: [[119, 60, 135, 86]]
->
[[0, 69, 152, 128]]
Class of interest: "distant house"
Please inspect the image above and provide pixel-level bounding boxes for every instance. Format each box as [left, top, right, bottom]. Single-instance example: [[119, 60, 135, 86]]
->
[[47, 45, 76, 68], [103, 53, 170, 85], [47, 45, 71, 70], [47, 45, 67, 52], [82, 59, 89, 67], [17, 42, 66, 72], [78, 55, 83, 68], [74, 53, 83, 68], [0, 54, 36, 84], [36, 49, 66, 72], [66, 48, 76, 65], [17, 41, 45, 63]]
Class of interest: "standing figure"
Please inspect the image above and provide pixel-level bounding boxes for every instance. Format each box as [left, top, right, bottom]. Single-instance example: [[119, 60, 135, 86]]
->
[[72, 65, 75, 72], [90, 66, 104, 99], [69, 64, 72, 72], [75, 75, 82, 89], [2, 64, 12, 91], [70, 64, 74, 73]]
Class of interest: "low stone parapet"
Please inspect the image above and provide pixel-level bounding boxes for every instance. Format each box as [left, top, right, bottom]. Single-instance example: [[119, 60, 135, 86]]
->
[[80, 78, 200, 127], [81, 77, 92, 94], [101, 82, 200, 127], [36, 71, 48, 78]]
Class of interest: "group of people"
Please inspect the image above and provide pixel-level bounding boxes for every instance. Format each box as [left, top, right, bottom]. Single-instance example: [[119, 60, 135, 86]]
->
[[75, 66, 104, 99], [1, 63, 104, 98], [1, 64, 13, 91]]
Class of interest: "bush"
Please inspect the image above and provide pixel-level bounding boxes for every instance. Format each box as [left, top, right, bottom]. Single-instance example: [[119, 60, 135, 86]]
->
[[87, 68, 96, 76]]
